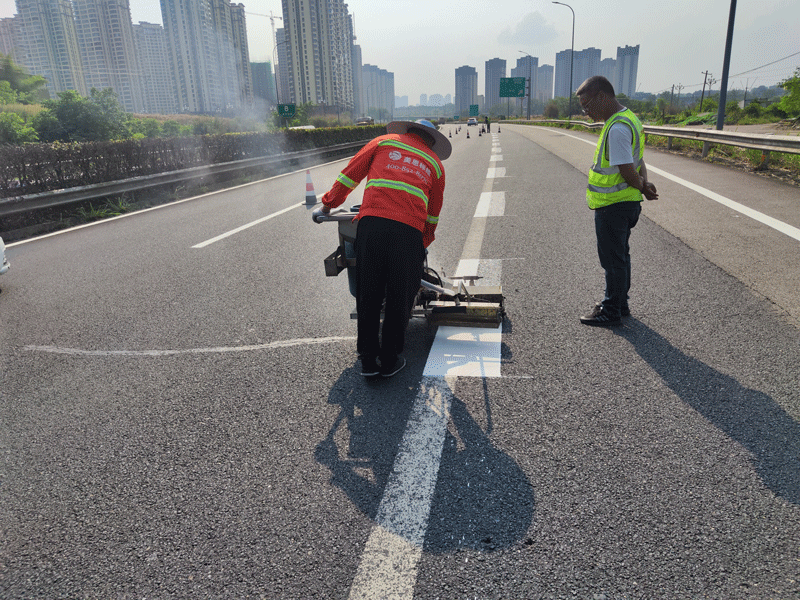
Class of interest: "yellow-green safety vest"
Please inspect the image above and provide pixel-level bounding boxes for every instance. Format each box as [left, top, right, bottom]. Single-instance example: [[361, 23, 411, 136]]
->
[[586, 107, 644, 209]]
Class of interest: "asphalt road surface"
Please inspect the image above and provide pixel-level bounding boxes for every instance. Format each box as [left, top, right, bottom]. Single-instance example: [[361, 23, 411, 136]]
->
[[1, 123, 799, 599]]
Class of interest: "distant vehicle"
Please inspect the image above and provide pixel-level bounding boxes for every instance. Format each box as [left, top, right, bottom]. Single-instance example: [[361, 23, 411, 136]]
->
[[0, 236, 9, 282], [355, 117, 374, 126], [467, 117, 478, 126]]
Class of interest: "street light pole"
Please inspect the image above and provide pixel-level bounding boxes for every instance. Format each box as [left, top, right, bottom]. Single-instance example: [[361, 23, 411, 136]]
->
[[552, 1, 575, 121]]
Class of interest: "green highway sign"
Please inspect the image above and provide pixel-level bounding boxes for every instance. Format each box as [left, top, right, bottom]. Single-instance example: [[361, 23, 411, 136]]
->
[[499, 77, 526, 98], [278, 104, 296, 118], [469, 104, 479, 116]]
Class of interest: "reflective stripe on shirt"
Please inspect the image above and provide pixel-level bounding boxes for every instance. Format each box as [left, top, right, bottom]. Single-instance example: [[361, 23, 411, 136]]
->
[[365, 178, 429, 207]]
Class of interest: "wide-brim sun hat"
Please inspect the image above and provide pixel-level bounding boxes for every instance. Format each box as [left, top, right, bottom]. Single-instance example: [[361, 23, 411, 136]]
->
[[386, 119, 452, 161]]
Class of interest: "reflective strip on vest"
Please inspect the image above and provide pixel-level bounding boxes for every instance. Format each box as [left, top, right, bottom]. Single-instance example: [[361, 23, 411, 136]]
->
[[586, 108, 644, 208], [378, 139, 442, 179], [337, 173, 358, 189], [365, 178, 429, 207], [426, 215, 439, 224]]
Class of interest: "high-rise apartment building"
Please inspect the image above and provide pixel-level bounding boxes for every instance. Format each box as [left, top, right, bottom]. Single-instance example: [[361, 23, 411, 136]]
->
[[573, 47, 601, 91], [615, 44, 639, 97], [454, 65, 477, 116], [161, 0, 252, 113], [351, 43, 363, 116], [73, 0, 142, 112], [15, 0, 87, 96], [485, 58, 505, 112], [251, 61, 277, 107], [281, 0, 355, 111], [361, 63, 393, 121], [0, 17, 20, 61], [513, 54, 538, 116], [554, 49, 572, 99], [133, 21, 176, 114], [229, 4, 252, 108], [600, 58, 616, 84], [275, 27, 290, 104], [537, 64, 553, 103], [555, 46, 602, 99]]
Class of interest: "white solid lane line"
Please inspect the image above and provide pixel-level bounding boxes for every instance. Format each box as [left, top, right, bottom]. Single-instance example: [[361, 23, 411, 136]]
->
[[348, 376, 456, 600], [192, 201, 305, 248], [23, 336, 356, 357]]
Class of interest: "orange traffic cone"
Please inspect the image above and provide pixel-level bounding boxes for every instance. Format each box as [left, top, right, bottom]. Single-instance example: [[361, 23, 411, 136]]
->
[[305, 170, 317, 205], [466, 130, 470, 139]]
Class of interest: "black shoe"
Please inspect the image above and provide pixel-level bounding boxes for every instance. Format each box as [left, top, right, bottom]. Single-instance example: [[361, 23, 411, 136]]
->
[[594, 301, 629, 317], [360, 357, 380, 377], [580, 304, 621, 326], [380, 357, 406, 378]]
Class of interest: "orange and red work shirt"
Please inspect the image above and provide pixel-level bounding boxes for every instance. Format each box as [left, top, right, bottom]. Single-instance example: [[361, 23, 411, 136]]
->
[[320, 132, 446, 248]]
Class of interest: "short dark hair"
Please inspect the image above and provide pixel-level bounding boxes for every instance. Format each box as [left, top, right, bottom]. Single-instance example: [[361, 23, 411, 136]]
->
[[576, 75, 615, 98]]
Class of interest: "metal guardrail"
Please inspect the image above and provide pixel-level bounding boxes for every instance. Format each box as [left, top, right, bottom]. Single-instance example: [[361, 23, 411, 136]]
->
[[526, 120, 800, 156], [0, 139, 369, 219]]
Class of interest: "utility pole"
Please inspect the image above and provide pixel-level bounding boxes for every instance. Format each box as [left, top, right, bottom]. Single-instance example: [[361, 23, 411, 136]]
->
[[676, 83, 684, 111], [699, 71, 712, 113], [715, 0, 737, 130], [670, 84, 675, 111]]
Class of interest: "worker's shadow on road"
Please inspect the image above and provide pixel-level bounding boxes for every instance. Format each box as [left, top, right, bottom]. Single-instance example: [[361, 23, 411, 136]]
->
[[314, 328, 534, 553], [616, 319, 800, 506]]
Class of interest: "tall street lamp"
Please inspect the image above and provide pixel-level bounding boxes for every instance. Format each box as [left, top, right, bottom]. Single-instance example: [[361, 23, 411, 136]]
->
[[519, 50, 533, 120], [552, 1, 575, 121]]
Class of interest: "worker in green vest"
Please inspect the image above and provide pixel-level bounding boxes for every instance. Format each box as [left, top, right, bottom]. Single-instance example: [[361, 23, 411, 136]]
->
[[576, 75, 658, 326]]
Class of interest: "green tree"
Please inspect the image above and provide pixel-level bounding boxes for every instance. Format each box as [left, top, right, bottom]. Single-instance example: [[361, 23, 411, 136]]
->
[[0, 54, 49, 103], [0, 80, 17, 104], [777, 67, 800, 116], [161, 120, 182, 137], [32, 88, 129, 142], [0, 111, 38, 144]]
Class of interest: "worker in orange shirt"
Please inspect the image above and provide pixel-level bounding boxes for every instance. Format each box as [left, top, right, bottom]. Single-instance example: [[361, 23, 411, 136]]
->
[[314, 120, 451, 377]]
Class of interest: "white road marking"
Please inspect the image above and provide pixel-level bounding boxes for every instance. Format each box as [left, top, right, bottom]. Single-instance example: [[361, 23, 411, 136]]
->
[[556, 129, 800, 243], [474, 191, 506, 217], [348, 376, 455, 600], [423, 326, 502, 378], [348, 134, 508, 598], [192, 202, 305, 248], [486, 167, 506, 178], [23, 336, 356, 357]]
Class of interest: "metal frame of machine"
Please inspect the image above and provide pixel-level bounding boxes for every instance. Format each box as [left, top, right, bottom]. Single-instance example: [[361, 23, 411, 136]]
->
[[318, 207, 504, 327]]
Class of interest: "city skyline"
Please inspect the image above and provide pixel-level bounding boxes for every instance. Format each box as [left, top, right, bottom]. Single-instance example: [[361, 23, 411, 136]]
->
[[1, 0, 797, 107]]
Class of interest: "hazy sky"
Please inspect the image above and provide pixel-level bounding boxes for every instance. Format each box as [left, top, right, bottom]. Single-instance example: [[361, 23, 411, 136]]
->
[[2, 0, 798, 103]]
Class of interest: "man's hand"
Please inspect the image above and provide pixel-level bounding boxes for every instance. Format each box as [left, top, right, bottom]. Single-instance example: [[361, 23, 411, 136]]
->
[[311, 204, 331, 223], [642, 181, 658, 200]]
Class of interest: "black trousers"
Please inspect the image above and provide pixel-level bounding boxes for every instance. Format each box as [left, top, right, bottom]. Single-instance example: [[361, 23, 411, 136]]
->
[[355, 216, 424, 365], [594, 201, 641, 317]]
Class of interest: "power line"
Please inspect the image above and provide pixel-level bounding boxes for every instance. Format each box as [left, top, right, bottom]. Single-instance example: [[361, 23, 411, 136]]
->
[[729, 50, 800, 78]]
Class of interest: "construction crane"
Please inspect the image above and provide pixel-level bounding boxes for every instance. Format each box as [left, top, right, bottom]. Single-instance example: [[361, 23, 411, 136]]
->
[[245, 11, 282, 53]]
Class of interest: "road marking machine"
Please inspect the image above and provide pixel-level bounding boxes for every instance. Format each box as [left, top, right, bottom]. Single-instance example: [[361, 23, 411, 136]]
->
[[316, 206, 504, 327]]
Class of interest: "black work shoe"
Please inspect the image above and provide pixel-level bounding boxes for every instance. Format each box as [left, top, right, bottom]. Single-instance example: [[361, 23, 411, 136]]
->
[[380, 357, 406, 378], [594, 301, 629, 317], [580, 304, 621, 326], [360, 357, 380, 377]]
